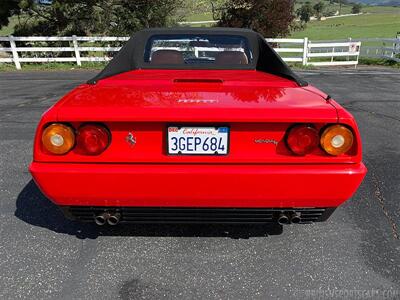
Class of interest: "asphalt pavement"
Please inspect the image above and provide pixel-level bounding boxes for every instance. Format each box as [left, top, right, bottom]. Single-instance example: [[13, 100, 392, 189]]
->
[[0, 68, 399, 299]]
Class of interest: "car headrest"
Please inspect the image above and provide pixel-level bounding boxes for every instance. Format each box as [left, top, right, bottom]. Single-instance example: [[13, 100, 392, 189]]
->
[[215, 51, 249, 65], [150, 50, 184, 65]]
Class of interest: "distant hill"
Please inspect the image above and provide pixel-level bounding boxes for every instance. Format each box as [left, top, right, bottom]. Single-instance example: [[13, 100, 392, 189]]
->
[[354, 0, 400, 6]]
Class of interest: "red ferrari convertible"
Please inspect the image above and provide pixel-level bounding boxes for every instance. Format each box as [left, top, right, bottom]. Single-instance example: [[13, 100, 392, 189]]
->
[[30, 28, 367, 226]]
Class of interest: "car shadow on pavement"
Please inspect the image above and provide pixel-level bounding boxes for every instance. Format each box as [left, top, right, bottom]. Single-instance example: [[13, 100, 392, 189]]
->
[[15, 180, 283, 239]]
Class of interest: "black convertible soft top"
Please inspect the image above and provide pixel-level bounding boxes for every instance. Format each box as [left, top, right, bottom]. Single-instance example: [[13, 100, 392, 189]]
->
[[88, 27, 307, 86]]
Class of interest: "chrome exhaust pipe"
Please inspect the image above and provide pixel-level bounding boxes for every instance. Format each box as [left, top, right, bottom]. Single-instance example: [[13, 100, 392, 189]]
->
[[277, 213, 290, 225], [94, 212, 109, 226], [107, 212, 121, 226], [290, 212, 301, 224]]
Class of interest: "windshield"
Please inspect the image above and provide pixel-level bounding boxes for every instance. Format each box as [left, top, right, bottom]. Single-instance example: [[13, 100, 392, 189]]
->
[[144, 34, 253, 66]]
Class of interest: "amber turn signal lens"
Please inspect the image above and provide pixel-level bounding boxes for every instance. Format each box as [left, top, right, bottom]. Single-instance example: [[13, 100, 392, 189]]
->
[[320, 125, 353, 156], [42, 123, 75, 155]]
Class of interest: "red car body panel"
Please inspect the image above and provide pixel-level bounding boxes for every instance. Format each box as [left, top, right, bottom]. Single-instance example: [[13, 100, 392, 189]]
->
[[31, 162, 366, 208], [54, 70, 337, 123], [30, 69, 367, 223]]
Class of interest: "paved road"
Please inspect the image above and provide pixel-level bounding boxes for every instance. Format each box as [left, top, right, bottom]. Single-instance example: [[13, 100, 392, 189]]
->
[[0, 69, 399, 299]]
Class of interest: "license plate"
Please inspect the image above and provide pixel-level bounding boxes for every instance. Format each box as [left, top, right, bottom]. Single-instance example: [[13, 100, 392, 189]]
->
[[167, 126, 229, 155]]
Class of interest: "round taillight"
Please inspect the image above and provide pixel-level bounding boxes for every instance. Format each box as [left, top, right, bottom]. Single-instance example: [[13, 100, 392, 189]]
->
[[76, 124, 110, 155], [42, 123, 75, 155], [320, 124, 353, 156], [286, 125, 319, 155]]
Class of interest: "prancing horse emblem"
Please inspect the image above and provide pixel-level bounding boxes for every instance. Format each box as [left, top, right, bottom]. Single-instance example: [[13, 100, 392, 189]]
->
[[126, 132, 136, 146]]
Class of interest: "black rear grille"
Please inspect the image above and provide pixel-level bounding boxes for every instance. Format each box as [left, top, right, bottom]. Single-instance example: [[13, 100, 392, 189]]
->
[[62, 207, 335, 224]]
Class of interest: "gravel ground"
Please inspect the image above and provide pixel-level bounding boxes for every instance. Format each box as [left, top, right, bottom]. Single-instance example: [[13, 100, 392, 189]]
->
[[0, 68, 399, 299]]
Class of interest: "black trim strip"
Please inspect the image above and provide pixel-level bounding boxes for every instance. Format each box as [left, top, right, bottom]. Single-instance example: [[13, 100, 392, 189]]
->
[[61, 206, 336, 224]]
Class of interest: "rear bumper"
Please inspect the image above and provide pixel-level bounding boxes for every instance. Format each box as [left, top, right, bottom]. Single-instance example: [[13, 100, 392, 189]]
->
[[30, 162, 366, 209]]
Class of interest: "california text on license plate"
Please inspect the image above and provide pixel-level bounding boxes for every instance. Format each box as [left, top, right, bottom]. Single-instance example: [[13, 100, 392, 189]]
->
[[167, 126, 229, 155]]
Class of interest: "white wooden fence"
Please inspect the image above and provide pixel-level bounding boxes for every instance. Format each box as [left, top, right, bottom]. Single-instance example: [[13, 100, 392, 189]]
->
[[0, 36, 129, 69], [0, 35, 363, 69], [299, 37, 400, 63], [266, 38, 308, 64], [359, 38, 400, 62], [267, 38, 361, 67]]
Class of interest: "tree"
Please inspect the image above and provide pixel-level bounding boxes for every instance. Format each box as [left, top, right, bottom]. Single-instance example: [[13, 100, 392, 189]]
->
[[296, 2, 313, 24], [328, 0, 350, 15], [217, 0, 296, 38], [13, 0, 183, 36], [313, 1, 324, 20], [351, 3, 362, 14], [0, 0, 20, 29], [111, 0, 184, 35]]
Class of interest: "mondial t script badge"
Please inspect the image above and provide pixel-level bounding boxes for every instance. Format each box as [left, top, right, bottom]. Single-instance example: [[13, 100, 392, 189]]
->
[[125, 132, 136, 146], [254, 139, 279, 145]]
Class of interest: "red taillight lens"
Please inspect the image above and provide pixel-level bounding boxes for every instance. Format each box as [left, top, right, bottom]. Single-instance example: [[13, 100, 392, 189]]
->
[[76, 124, 110, 155], [286, 125, 319, 155]]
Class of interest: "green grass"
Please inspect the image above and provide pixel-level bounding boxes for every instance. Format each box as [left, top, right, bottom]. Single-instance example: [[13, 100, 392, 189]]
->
[[182, 12, 215, 27], [291, 11, 400, 40], [0, 62, 106, 72], [358, 57, 400, 68], [185, 12, 214, 22], [288, 63, 317, 70]]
